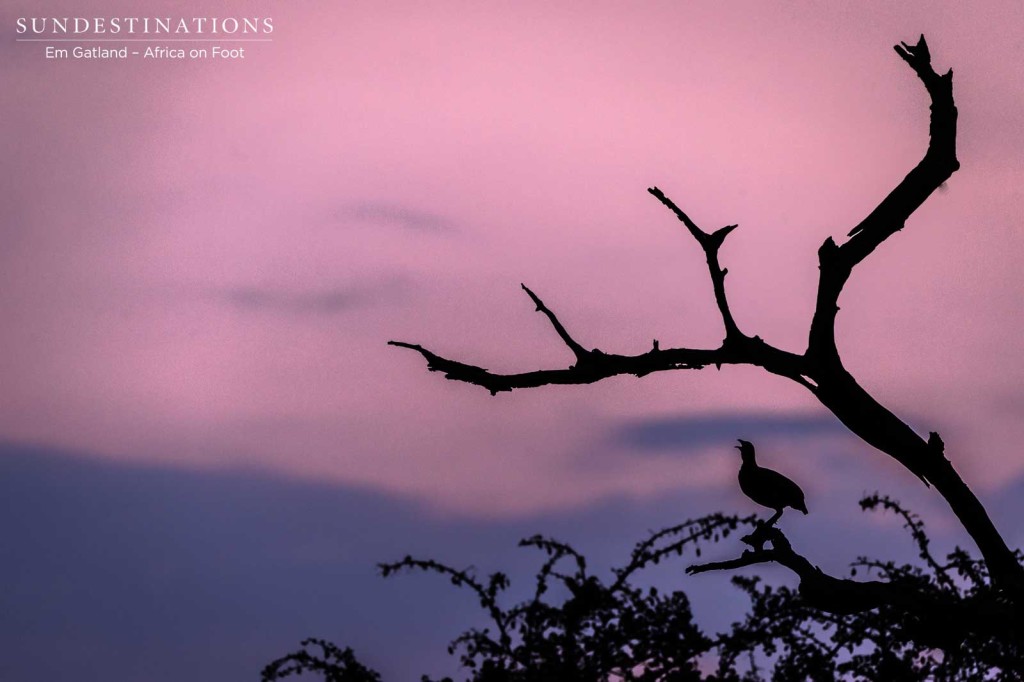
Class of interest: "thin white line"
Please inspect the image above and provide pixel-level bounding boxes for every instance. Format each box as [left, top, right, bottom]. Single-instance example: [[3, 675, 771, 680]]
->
[[15, 38, 273, 42]]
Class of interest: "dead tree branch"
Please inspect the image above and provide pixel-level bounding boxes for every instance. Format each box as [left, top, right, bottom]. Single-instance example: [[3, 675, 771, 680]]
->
[[685, 524, 1024, 652], [647, 187, 741, 343], [389, 36, 1024, 596], [389, 296, 808, 394]]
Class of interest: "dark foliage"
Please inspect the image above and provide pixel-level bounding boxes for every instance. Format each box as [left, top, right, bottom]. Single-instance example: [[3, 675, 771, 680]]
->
[[263, 498, 1024, 681], [262, 639, 382, 682]]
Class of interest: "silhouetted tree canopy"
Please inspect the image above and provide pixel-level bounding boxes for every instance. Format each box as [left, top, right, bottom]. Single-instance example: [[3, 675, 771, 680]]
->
[[265, 36, 1024, 680], [264, 497, 1022, 680]]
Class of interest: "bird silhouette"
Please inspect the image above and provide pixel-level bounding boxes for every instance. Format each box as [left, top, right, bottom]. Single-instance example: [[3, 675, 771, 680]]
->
[[735, 439, 808, 524]]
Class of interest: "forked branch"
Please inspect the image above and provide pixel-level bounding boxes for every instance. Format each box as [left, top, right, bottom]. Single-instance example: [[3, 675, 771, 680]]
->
[[648, 187, 742, 342], [808, 35, 959, 365]]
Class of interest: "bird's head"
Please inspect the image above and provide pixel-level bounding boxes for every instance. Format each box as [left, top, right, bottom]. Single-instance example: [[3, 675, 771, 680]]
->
[[735, 439, 755, 463]]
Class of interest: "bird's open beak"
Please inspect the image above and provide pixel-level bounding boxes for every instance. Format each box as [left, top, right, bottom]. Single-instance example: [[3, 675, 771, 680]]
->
[[734, 445, 741, 450]]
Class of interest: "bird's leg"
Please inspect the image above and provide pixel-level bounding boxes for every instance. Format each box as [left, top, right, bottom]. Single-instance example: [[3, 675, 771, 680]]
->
[[740, 511, 783, 549], [741, 521, 771, 550]]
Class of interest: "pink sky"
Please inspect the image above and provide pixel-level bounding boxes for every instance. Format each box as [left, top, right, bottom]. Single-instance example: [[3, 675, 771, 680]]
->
[[2, 0, 1023, 520]]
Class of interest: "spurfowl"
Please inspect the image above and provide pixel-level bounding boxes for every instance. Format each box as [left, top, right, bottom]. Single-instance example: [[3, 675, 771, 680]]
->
[[735, 439, 808, 523]]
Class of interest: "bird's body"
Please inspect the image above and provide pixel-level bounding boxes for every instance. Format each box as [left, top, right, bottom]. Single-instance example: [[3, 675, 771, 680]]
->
[[735, 440, 808, 518]]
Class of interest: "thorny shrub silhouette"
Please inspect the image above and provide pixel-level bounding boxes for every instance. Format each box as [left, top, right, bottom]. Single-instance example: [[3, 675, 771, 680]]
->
[[263, 498, 1023, 681], [264, 36, 1024, 681]]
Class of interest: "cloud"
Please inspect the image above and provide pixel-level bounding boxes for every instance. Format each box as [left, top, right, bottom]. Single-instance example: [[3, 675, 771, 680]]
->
[[0, 440, 735, 682], [222, 287, 363, 314], [216, 277, 409, 315], [342, 202, 451, 232], [610, 411, 845, 452]]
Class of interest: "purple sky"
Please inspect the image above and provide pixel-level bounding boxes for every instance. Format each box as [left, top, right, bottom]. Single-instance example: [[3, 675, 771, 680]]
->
[[3, 2, 1024, 679]]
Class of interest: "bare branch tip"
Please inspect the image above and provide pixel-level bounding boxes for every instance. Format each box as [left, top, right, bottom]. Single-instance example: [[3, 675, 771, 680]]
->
[[520, 283, 543, 308]]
